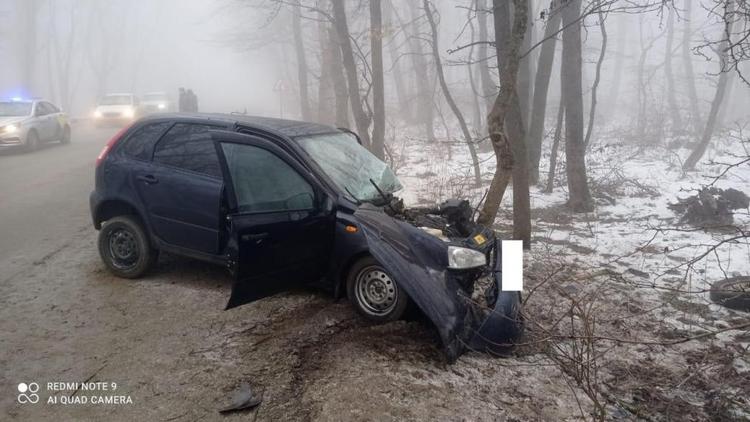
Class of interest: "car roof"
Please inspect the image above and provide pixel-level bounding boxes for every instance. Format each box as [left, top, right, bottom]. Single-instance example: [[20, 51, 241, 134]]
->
[[141, 113, 340, 138]]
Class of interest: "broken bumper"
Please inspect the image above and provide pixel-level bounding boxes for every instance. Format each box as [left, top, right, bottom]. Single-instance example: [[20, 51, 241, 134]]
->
[[355, 208, 523, 362]]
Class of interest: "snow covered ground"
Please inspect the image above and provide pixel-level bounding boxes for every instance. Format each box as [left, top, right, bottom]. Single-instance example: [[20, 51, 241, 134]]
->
[[389, 123, 750, 420]]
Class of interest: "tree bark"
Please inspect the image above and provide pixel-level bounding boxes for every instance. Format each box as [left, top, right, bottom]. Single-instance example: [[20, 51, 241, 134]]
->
[[386, 2, 412, 123], [331, 0, 372, 148], [370, 0, 386, 160], [545, 99, 564, 194], [682, 0, 703, 134], [407, 0, 436, 142], [317, 12, 335, 125], [560, 0, 593, 212], [328, 25, 349, 128], [476, 0, 495, 113], [683, 2, 735, 170], [527, 1, 561, 184], [584, 3, 607, 148], [665, 6, 683, 132], [517, 0, 533, 133], [423, 0, 481, 186], [292, 1, 311, 121], [478, 0, 531, 249]]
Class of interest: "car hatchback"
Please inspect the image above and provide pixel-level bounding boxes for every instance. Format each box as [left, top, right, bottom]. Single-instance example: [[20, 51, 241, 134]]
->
[[90, 113, 522, 361]]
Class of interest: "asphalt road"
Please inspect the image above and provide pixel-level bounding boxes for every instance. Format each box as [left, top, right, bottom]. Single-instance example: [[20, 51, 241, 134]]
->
[[0, 123, 116, 268]]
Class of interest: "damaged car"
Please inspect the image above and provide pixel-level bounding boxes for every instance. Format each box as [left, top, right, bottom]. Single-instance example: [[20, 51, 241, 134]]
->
[[90, 114, 523, 361]]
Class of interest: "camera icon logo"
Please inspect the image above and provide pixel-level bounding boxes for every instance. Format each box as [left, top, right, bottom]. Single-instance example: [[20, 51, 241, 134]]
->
[[17, 382, 40, 404]]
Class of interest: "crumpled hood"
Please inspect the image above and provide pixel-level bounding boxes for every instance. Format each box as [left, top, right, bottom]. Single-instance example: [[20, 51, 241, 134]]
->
[[0, 116, 28, 127], [354, 206, 523, 362]]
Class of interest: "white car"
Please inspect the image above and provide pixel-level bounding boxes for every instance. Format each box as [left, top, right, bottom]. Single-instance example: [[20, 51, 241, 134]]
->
[[0, 98, 71, 151], [141, 92, 172, 114], [93, 93, 139, 127]]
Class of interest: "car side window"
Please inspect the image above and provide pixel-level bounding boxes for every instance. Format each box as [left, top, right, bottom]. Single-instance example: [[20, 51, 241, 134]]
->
[[153, 123, 222, 178], [119, 122, 171, 161], [221, 142, 314, 213], [45, 102, 60, 113], [35, 103, 51, 116]]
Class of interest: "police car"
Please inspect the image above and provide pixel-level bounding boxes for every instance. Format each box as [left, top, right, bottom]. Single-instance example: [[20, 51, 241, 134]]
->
[[0, 98, 71, 151]]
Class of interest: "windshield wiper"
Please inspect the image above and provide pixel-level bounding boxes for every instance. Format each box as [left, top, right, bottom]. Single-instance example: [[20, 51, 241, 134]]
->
[[344, 186, 362, 205], [369, 178, 397, 213]]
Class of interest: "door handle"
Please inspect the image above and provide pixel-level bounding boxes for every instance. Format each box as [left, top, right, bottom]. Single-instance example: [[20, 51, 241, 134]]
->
[[241, 232, 269, 241], [136, 174, 159, 184]]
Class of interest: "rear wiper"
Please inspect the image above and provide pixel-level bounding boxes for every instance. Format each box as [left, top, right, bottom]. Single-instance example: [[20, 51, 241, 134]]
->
[[369, 178, 397, 214]]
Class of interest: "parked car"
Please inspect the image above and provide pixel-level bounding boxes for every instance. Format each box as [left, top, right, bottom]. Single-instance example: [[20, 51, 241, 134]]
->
[[0, 98, 71, 151], [89, 114, 523, 361], [93, 93, 139, 127], [140, 92, 172, 114]]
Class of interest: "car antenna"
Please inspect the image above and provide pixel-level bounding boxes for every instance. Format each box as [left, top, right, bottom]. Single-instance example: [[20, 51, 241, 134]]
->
[[369, 178, 397, 214]]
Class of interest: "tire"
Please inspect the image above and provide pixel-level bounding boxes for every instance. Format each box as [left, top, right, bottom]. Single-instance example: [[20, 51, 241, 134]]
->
[[60, 125, 71, 144], [710, 277, 750, 312], [24, 130, 39, 152], [97, 215, 157, 279], [346, 256, 408, 323]]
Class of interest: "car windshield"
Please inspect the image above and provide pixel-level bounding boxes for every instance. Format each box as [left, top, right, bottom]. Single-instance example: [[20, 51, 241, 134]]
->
[[100, 95, 132, 105], [0, 101, 32, 117], [295, 132, 402, 203]]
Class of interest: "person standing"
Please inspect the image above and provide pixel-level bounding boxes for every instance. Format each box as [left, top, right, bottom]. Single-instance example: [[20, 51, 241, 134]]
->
[[178, 88, 186, 112]]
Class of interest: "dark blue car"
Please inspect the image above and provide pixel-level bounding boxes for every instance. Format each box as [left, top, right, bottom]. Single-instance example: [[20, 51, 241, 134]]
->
[[90, 113, 522, 361]]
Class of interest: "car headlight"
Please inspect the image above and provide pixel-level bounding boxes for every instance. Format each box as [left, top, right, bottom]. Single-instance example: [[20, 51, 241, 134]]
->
[[93, 110, 102, 118], [123, 108, 135, 118], [157, 103, 166, 110], [3, 124, 19, 134], [447, 246, 486, 269]]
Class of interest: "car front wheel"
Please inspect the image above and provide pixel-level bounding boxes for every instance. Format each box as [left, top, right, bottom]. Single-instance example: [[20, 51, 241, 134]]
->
[[97, 215, 157, 278], [346, 257, 408, 323]]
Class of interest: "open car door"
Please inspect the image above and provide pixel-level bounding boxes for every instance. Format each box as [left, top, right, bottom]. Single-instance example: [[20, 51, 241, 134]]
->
[[212, 131, 336, 309]]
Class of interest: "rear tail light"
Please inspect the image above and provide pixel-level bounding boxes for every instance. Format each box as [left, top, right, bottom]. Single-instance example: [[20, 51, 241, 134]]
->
[[96, 125, 131, 167]]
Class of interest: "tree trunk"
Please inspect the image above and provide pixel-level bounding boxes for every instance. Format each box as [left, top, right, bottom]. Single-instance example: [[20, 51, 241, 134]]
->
[[545, 99, 564, 193], [478, 0, 531, 250], [682, 0, 703, 134], [527, 2, 561, 184], [423, 0, 481, 186], [317, 14, 335, 125], [476, 0, 495, 113], [683, 2, 735, 170], [328, 25, 349, 128], [292, 1, 311, 121], [517, 0, 533, 133], [584, 3, 607, 148], [386, 2, 412, 123], [331, 0, 372, 148], [407, 0, 436, 142], [370, 0, 386, 160], [560, 0, 593, 212], [665, 6, 682, 132]]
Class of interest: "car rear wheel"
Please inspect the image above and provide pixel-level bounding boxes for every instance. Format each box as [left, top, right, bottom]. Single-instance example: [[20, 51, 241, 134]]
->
[[24, 130, 39, 152], [347, 257, 408, 323], [98, 215, 157, 279], [60, 125, 71, 144]]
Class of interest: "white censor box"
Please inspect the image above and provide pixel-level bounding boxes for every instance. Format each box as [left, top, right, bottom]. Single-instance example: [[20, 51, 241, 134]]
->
[[501, 240, 523, 291]]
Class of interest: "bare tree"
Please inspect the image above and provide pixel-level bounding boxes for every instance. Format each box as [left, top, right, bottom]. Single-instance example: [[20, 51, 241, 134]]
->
[[478, 0, 531, 249], [560, 0, 593, 212], [684, 0, 736, 170], [682, 0, 703, 133], [476, 0, 495, 114], [423, 0, 481, 186], [528, 1, 562, 184], [331, 0, 372, 148], [407, 0, 436, 142], [664, 4, 683, 132], [584, 1, 607, 147], [370, 0, 386, 160], [292, 1, 311, 120], [329, 25, 350, 127]]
